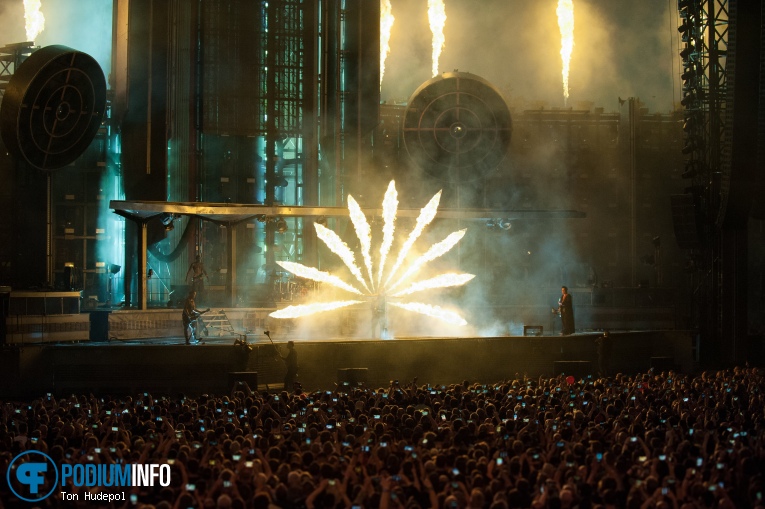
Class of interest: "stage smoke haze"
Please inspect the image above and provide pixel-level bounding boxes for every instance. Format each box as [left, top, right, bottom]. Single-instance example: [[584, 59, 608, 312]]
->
[[0, 1, 112, 82], [382, 0, 676, 112]]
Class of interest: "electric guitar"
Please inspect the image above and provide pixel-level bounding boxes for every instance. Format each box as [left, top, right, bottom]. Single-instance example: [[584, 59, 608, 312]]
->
[[184, 308, 210, 321]]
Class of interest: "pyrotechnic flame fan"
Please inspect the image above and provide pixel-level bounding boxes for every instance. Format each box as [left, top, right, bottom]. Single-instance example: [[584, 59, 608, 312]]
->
[[0, 45, 106, 171], [403, 71, 512, 182]]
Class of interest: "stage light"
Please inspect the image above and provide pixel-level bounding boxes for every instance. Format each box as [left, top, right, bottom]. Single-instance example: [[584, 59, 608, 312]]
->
[[275, 218, 288, 233], [274, 176, 289, 187], [681, 92, 697, 107], [256, 214, 267, 223], [681, 67, 699, 82], [109, 264, 121, 274], [316, 216, 328, 226], [498, 219, 513, 231], [161, 213, 177, 231], [678, 20, 691, 34], [680, 45, 694, 60]]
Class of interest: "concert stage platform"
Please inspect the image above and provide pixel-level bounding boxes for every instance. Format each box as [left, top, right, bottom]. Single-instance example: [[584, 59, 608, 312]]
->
[[0, 329, 695, 399]]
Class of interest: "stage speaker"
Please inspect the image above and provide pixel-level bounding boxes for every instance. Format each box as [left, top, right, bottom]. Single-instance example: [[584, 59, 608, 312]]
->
[[554, 360, 592, 378], [228, 371, 258, 390], [89, 310, 110, 342], [671, 194, 702, 249], [523, 325, 543, 336], [338, 368, 368, 386], [650, 357, 674, 371]]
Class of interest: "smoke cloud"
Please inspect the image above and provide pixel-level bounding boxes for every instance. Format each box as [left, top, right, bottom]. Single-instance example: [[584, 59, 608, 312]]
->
[[0, 0, 112, 81], [382, 0, 677, 113]]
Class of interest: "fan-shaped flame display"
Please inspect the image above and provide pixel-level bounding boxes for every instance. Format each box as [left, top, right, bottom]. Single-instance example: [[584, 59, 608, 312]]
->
[[269, 181, 474, 334], [383, 190, 441, 289], [389, 301, 467, 326], [275, 261, 363, 296], [270, 301, 364, 319], [428, 0, 447, 77], [24, 0, 45, 42], [390, 273, 475, 298], [557, 0, 575, 105], [347, 196, 375, 291], [377, 181, 399, 286], [387, 229, 467, 293], [314, 223, 370, 293], [380, 0, 395, 84]]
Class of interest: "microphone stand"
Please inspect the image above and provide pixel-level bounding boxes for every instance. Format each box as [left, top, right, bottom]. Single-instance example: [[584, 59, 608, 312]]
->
[[264, 330, 285, 363]]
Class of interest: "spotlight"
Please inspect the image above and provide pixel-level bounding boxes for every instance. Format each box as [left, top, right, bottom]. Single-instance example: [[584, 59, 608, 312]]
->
[[498, 219, 513, 231], [678, 20, 691, 34], [681, 67, 699, 82], [274, 176, 289, 187], [275, 218, 288, 233], [109, 264, 121, 274], [680, 92, 697, 107], [680, 45, 694, 60], [256, 214, 267, 223], [161, 213, 177, 231]]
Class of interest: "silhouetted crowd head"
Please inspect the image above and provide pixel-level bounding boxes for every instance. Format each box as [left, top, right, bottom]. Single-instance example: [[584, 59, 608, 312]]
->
[[1, 367, 764, 508]]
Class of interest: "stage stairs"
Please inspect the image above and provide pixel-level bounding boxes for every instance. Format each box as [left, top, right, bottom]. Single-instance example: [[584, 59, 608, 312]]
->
[[204, 310, 236, 337]]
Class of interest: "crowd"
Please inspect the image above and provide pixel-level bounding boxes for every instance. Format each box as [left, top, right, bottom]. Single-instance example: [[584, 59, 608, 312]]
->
[[1, 367, 764, 509]]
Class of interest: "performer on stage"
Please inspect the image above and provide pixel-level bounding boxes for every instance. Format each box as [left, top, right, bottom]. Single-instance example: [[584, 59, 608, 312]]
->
[[371, 295, 388, 339], [182, 290, 207, 345], [281, 341, 298, 390], [185, 255, 209, 303], [557, 285, 575, 335]]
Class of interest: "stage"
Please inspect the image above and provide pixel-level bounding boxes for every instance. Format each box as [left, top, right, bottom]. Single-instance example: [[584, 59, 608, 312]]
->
[[0, 327, 696, 399]]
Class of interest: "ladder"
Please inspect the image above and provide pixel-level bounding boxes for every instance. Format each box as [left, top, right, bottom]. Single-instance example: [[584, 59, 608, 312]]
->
[[202, 310, 236, 337]]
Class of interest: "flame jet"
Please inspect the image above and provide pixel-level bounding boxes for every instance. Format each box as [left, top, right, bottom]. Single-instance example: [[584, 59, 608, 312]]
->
[[24, 0, 45, 41], [380, 0, 395, 84], [557, 0, 575, 105], [428, 0, 446, 77]]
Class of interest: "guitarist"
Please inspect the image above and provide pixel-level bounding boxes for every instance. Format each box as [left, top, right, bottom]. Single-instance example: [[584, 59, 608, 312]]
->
[[182, 290, 209, 345], [185, 255, 209, 303]]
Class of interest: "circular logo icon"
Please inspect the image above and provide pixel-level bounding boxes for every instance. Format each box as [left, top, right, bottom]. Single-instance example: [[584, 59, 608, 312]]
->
[[7, 450, 58, 502]]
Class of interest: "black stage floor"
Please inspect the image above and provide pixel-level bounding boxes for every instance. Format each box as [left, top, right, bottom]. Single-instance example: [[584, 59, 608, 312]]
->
[[0, 330, 695, 399]]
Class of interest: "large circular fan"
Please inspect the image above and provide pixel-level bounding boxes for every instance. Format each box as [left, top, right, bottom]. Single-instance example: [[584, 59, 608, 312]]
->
[[0, 45, 106, 171], [403, 71, 512, 182]]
